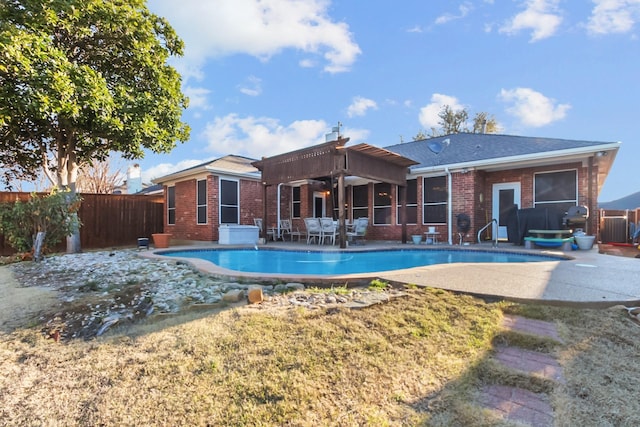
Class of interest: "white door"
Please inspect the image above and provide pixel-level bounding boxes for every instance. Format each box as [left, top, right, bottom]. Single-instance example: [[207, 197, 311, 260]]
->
[[492, 183, 521, 240]]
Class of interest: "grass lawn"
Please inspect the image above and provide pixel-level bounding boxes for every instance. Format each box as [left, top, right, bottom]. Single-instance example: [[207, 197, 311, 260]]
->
[[1, 283, 640, 425]]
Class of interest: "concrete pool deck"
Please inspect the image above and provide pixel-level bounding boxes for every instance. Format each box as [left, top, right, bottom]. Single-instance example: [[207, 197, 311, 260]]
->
[[144, 241, 640, 307]]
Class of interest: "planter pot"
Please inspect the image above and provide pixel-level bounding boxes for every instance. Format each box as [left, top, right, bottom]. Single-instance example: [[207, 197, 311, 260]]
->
[[574, 235, 595, 250], [411, 235, 422, 244], [152, 233, 172, 249]]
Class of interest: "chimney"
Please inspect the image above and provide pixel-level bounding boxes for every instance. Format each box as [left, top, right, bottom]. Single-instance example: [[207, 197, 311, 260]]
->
[[126, 164, 142, 194]]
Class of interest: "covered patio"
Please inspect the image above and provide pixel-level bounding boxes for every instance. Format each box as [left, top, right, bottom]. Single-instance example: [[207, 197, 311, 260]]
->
[[252, 137, 418, 248]]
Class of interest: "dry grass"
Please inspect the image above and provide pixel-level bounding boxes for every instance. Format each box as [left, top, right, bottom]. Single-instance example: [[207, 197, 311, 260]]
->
[[1, 286, 640, 426]]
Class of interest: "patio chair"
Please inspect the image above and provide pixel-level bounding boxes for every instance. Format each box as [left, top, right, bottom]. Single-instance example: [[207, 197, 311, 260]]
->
[[280, 219, 305, 242], [320, 217, 337, 245], [304, 217, 323, 244], [253, 218, 275, 241], [346, 217, 368, 245]]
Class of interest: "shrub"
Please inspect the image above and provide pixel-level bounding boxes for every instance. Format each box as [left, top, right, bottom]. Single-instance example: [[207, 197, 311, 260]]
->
[[0, 190, 81, 253]]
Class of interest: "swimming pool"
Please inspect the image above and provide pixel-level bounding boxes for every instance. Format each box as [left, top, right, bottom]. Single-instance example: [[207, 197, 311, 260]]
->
[[159, 248, 560, 276]]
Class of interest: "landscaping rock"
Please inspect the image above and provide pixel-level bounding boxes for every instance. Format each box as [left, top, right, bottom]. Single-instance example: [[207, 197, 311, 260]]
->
[[223, 289, 245, 303]]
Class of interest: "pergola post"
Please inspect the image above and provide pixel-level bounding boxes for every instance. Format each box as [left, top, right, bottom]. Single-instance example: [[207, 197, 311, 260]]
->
[[338, 173, 346, 248], [262, 183, 268, 243], [399, 184, 407, 244]]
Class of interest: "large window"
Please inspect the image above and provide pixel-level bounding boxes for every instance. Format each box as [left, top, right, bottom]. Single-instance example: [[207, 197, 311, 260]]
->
[[397, 179, 417, 225], [292, 187, 301, 218], [373, 182, 392, 225], [423, 176, 447, 224], [534, 170, 577, 215], [196, 179, 207, 225], [167, 186, 176, 225], [351, 185, 368, 220], [220, 178, 239, 224]]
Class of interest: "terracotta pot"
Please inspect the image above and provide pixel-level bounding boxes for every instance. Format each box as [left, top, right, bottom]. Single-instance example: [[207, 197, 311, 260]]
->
[[152, 233, 172, 248]]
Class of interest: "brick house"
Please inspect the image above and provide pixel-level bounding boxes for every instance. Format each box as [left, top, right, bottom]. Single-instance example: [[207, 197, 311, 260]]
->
[[153, 133, 620, 245]]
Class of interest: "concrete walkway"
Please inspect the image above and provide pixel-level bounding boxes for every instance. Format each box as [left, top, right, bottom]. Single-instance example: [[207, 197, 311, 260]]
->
[[379, 246, 640, 306]]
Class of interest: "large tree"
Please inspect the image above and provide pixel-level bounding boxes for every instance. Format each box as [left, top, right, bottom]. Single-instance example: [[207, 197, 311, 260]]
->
[[413, 106, 500, 140], [0, 0, 190, 252]]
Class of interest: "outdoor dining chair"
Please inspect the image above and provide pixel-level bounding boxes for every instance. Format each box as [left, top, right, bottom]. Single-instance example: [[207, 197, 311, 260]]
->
[[304, 217, 322, 244], [253, 218, 275, 241], [346, 217, 368, 245], [320, 217, 337, 245]]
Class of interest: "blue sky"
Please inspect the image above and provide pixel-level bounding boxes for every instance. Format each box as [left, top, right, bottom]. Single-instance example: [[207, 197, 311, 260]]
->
[[141, 0, 640, 202]]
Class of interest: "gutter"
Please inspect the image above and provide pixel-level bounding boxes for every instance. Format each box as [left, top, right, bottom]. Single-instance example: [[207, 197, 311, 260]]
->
[[409, 142, 621, 176]]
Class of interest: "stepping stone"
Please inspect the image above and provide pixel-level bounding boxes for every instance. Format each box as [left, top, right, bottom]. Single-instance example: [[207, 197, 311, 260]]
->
[[502, 314, 564, 343], [479, 385, 554, 427], [493, 346, 565, 383]]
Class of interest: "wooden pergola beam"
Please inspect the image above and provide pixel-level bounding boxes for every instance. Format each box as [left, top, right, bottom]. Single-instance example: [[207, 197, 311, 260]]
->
[[252, 138, 418, 248]]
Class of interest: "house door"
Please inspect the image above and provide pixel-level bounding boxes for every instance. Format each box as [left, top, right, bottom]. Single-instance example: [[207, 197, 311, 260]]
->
[[313, 192, 325, 217], [492, 182, 521, 240]]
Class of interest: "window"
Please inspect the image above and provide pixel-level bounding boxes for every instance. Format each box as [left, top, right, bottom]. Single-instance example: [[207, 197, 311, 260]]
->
[[220, 178, 239, 224], [196, 179, 207, 225], [397, 179, 417, 225], [292, 187, 301, 218], [534, 170, 577, 215], [423, 176, 447, 224], [167, 186, 176, 225], [373, 182, 392, 225], [351, 185, 368, 220]]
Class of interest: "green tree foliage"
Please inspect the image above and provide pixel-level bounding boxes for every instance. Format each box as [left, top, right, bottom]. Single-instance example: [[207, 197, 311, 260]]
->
[[0, 0, 190, 251], [412, 106, 500, 140], [0, 190, 81, 254], [471, 111, 499, 134], [438, 105, 469, 135]]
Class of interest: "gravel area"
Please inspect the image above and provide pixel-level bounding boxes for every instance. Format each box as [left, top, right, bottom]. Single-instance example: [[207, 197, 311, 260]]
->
[[9, 249, 404, 341]]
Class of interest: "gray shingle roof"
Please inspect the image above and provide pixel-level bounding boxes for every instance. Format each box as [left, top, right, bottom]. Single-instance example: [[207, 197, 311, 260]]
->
[[383, 133, 617, 169]]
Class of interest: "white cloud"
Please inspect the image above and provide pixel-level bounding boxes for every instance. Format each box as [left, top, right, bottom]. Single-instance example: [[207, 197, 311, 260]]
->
[[435, 3, 473, 25], [499, 0, 563, 41], [498, 87, 571, 127], [238, 75, 262, 97], [183, 86, 211, 110], [148, 0, 361, 79], [144, 159, 203, 183], [347, 96, 378, 118], [587, 0, 640, 35], [418, 94, 465, 129], [201, 114, 330, 158]]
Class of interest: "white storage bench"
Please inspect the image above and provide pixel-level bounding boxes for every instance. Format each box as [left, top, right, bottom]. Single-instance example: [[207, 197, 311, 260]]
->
[[218, 224, 260, 245]]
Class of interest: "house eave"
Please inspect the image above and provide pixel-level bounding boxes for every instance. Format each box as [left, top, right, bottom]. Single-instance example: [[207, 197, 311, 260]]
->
[[409, 142, 620, 175], [152, 166, 260, 185]]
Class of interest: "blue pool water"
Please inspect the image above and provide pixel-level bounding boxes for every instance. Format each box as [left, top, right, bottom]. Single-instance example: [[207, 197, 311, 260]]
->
[[160, 248, 560, 276]]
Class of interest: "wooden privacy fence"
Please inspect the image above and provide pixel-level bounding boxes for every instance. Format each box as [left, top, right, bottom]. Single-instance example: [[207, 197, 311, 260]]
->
[[0, 192, 164, 255]]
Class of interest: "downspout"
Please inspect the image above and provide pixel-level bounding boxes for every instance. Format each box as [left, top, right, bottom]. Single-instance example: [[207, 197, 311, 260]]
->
[[277, 183, 283, 239], [446, 167, 453, 245]]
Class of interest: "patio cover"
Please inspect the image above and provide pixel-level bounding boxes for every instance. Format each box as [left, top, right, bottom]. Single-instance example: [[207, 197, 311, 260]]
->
[[252, 138, 418, 247]]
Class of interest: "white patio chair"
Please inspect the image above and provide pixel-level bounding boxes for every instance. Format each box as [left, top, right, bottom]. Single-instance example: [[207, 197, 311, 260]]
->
[[346, 217, 368, 245], [253, 218, 275, 241], [279, 219, 305, 241], [320, 217, 337, 245], [304, 217, 322, 244]]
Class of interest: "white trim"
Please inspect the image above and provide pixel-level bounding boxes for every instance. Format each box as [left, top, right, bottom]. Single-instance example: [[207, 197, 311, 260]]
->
[[533, 168, 578, 208]]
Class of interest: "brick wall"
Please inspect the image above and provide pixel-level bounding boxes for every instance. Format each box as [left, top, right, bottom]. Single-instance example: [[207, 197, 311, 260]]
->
[[164, 160, 599, 243]]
